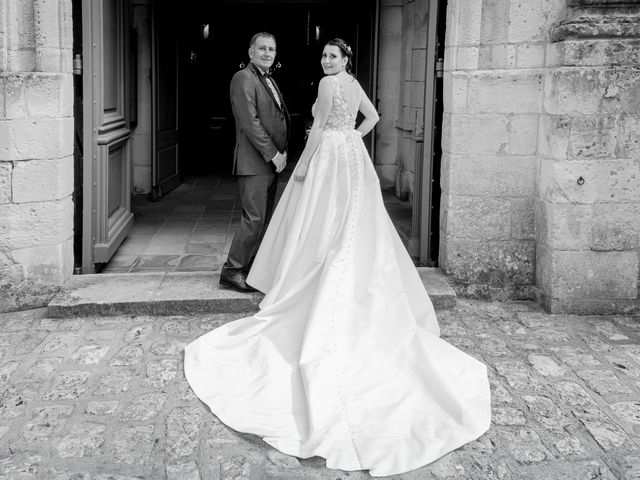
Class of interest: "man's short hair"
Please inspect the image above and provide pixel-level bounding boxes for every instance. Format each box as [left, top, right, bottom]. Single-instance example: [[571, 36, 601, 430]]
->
[[250, 32, 276, 48]]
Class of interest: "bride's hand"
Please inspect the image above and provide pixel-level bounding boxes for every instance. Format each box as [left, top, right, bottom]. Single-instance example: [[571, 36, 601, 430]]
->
[[294, 162, 309, 182]]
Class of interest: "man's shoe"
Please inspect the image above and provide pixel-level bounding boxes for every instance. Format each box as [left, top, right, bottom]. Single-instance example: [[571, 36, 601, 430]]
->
[[219, 271, 257, 293]]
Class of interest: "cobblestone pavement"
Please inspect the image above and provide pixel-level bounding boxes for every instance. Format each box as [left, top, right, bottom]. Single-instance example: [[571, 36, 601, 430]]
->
[[0, 299, 639, 479]]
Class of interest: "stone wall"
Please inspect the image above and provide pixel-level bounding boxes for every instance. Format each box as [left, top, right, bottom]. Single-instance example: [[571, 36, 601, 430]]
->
[[0, 0, 74, 312], [537, 0, 640, 313], [439, 0, 565, 300]]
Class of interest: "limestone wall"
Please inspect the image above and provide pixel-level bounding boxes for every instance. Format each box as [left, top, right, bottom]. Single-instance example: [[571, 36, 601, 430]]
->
[[440, 0, 565, 300], [537, 1, 640, 313], [0, 0, 74, 312]]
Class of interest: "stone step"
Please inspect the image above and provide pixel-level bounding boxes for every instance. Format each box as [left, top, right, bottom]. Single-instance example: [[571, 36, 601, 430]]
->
[[47, 268, 456, 317]]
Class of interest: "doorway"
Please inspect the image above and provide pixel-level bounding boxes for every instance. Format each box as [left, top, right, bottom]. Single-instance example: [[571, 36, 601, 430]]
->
[[97, 0, 380, 273]]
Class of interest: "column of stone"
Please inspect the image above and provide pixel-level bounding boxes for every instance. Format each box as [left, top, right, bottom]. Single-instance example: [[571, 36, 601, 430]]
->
[[0, 0, 74, 312], [439, 0, 565, 300], [538, 0, 640, 313]]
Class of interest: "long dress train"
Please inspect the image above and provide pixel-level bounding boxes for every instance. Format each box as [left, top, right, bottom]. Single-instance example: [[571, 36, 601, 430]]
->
[[184, 75, 491, 477]]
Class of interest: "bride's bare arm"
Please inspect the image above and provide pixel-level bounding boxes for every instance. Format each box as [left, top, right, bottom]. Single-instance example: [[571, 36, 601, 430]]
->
[[356, 86, 379, 137], [294, 77, 334, 181]]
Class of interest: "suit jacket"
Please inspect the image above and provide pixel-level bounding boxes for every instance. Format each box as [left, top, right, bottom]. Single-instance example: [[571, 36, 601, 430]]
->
[[229, 63, 290, 175]]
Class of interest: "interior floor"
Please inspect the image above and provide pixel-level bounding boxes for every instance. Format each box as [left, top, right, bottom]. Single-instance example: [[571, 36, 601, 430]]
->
[[99, 174, 414, 273]]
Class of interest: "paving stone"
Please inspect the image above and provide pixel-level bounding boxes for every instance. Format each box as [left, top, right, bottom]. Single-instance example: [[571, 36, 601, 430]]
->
[[21, 357, 62, 381], [611, 401, 640, 425], [623, 345, 640, 364], [522, 395, 573, 432], [0, 361, 20, 384], [494, 360, 542, 390], [56, 421, 106, 458], [0, 385, 35, 419], [520, 460, 617, 480], [35, 332, 80, 354], [151, 339, 186, 356], [553, 381, 598, 407], [144, 359, 178, 388], [528, 354, 569, 377], [594, 320, 630, 341], [109, 345, 144, 366], [219, 453, 266, 480], [85, 400, 119, 416], [550, 346, 602, 368], [0, 454, 42, 479], [267, 449, 301, 468], [490, 380, 514, 404], [576, 369, 632, 395], [123, 324, 154, 343], [620, 456, 640, 480], [554, 436, 590, 458], [608, 354, 640, 378], [573, 407, 633, 452], [55, 319, 83, 331], [12, 331, 49, 354], [166, 406, 204, 462], [10, 405, 74, 454], [44, 371, 90, 400], [493, 407, 527, 426], [580, 334, 617, 354], [122, 393, 167, 421], [0, 332, 25, 348], [166, 461, 200, 480], [502, 428, 550, 464], [71, 345, 110, 364], [94, 369, 133, 395], [161, 319, 192, 336], [111, 424, 155, 465], [477, 334, 512, 357], [85, 329, 119, 342]]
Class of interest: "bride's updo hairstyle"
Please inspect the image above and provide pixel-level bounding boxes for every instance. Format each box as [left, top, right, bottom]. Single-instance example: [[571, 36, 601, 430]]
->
[[326, 38, 353, 74]]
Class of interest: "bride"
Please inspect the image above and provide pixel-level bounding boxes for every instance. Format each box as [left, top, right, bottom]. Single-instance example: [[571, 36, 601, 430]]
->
[[184, 38, 491, 477]]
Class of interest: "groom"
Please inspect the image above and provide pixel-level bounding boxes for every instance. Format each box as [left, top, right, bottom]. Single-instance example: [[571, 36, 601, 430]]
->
[[220, 32, 290, 292]]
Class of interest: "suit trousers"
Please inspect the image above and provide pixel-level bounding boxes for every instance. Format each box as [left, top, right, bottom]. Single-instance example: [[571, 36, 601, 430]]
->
[[224, 172, 278, 273]]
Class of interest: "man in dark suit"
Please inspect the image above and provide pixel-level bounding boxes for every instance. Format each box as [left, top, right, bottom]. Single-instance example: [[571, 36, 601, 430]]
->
[[220, 32, 290, 292]]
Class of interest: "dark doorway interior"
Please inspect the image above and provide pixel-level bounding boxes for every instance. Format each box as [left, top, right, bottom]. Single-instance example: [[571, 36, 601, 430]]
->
[[174, 0, 377, 176]]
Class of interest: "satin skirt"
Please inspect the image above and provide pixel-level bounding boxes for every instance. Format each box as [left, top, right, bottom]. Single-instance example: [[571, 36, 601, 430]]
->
[[184, 130, 491, 476]]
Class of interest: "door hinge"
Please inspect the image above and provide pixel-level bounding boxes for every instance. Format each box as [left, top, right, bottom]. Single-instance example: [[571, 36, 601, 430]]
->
[[73, 53, 83, 75], [435, 58, 444, 78]]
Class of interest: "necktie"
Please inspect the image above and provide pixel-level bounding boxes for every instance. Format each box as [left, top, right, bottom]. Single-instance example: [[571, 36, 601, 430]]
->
[[264, 74, 282, 108]]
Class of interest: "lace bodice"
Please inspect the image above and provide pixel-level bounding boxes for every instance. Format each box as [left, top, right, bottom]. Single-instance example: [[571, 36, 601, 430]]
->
[[312, 76, 358, 131]]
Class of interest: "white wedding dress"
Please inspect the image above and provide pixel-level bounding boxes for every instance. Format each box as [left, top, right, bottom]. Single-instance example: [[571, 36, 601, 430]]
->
[[184, 76, 491, 477]]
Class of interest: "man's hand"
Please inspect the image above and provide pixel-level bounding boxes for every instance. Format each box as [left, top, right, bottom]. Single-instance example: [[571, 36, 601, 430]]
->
[[271, 151, 287, 173]]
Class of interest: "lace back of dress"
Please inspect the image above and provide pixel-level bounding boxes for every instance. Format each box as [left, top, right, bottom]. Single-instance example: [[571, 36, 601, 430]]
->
[[324, 76, 358, 131]]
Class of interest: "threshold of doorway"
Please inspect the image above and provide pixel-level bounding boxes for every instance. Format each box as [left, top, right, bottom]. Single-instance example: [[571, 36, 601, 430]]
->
[[47, 268, 456, 317]]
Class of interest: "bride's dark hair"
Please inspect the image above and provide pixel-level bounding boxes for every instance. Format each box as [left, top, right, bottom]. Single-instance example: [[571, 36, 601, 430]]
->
[[326, 38, 353, 74]]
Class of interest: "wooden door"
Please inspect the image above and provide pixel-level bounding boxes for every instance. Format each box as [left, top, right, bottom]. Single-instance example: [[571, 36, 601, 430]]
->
[[81, 0, 134, 272], [150, 3, 180, 200]]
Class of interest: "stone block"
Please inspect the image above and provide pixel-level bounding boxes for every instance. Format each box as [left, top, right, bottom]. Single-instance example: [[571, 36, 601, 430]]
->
[[539, 115, 570, 160], [443, 194, 512, 240], [12, 156, 73, 202], [411, 49, 426, 81], [478, 44, 508, 70], [549, 39, 640, 68], [410, 80, 425, 107], [442, 236, 535, 298], [0, 117, 73, 160], [443, 153, 537, 197], [537, 246, 639, 300], [378, 36, 402, 73], [590, 203, 640, 251], [450, 0, 482, 47], [542, 158, 640, 204], [23, 73, 72, 118], [510, 196, 536, 240], [468, 72, 543, 114], [507, 114, 539, 156], [617, 113, 640, 159], [443, 72, 468, 113], [479, 0, 509, 45], [0, 162, 11, 204], [441, 113, 508, 155], [133, 165, 151, 195], [508, 0, 546, 43], [540, 201, 592, 250], [454, 46, 479, 70], [10, 238, 73, 284], [0, 196, 73, 250], [516, 44, 546, 69]]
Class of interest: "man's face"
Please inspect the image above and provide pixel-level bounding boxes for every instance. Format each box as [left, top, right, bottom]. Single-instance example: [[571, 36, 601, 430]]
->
[[249, 36, 277, 72]]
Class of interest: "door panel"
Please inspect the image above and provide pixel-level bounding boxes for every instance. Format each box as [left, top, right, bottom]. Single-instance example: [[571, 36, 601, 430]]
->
[[151, 3, 180, 199], [82, 0, 134, 272]]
